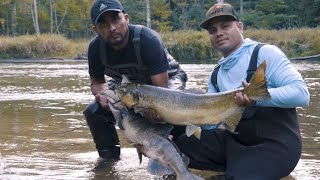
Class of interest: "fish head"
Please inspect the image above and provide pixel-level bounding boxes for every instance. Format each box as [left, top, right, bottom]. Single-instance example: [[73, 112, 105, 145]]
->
[[115, 76, 140, 108], [100, 89, 127, 111]]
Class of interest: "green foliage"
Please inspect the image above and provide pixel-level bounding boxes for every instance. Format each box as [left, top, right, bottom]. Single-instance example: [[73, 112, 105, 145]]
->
[[121, 0, 146, 25], [151, 0, 172, 32], [186, 4, 203, 30], [161, 30, 216, 63]]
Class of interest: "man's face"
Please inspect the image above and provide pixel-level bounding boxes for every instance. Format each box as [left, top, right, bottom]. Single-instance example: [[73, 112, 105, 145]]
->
[[93, 11, 129, 47], [207, 17, 244, 57]]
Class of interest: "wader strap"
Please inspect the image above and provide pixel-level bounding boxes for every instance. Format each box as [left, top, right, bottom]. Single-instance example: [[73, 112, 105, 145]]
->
[[133, 25, 144, 68], [211, 65, 221, 92], [99, 36, 108, 66], [246, 44, 265, 82], [211, 43, 265, 92]]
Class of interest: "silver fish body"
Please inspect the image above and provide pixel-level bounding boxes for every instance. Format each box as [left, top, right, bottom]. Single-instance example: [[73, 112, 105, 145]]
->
[[116, 60, 270, 133]]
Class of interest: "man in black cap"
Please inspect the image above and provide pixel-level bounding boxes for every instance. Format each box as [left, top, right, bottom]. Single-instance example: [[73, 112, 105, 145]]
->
[[83, 0, 187, 160], [174, 2, 309, 180]]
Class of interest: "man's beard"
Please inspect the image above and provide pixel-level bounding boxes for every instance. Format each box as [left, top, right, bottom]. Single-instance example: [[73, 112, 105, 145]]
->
[[108, 30, 129, 46]]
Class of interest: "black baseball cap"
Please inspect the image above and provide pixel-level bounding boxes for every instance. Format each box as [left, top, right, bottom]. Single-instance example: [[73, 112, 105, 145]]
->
[[199, 3, 239, 29], [91, 0, 124, 25]]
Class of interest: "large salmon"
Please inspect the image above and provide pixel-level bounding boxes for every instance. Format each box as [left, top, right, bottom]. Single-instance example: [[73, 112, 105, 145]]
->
[[115, 60, 270, 136], [102, 90, 203, 180]]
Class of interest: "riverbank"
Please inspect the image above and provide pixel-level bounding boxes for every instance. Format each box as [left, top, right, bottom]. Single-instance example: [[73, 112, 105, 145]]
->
[[0, 28, 319, 63]]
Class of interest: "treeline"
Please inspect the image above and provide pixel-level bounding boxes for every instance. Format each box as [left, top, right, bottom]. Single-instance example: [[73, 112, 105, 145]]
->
[[0, 0, 319, 39]]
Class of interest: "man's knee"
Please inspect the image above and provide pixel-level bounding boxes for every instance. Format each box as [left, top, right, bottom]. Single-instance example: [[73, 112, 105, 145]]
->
[[83, 101, 116, 125], [83, 101, 120, 159]]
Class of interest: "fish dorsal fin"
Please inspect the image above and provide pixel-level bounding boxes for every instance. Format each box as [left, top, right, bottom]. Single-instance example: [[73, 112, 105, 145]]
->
[[121, 75, 131, 84]]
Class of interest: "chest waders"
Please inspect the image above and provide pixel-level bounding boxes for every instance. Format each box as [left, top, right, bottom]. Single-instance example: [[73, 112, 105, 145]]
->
[[175, 44, 302, 179], [84, 25, 187, 159]]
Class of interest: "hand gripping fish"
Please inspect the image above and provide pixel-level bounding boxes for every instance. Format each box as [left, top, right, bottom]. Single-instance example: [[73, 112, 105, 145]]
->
[[115, 60, 271, 137], [101, 90, 204, 180]]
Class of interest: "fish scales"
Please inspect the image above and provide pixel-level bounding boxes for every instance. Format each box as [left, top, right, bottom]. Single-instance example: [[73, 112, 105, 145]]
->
[[116, 60, 270, 132], [136, 85, 243, 125]]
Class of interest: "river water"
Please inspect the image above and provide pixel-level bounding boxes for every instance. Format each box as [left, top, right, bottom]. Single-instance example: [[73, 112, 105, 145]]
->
[[0, 60, 319, 180]]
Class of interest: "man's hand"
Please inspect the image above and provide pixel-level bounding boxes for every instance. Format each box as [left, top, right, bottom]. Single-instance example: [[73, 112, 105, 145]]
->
[[235, 81, 256, 107], [95, 93, 110, 110]]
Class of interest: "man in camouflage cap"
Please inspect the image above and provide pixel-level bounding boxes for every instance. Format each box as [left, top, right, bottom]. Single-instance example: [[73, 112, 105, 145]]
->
[[173, 1, 309, 179]]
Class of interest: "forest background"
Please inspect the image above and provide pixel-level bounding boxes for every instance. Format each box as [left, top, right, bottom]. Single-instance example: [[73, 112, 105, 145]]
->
[[0, 0, 319, 63]]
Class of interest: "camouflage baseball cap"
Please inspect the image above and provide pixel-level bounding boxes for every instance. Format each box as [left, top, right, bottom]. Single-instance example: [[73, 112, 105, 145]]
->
[[199, 3, 239, 29]]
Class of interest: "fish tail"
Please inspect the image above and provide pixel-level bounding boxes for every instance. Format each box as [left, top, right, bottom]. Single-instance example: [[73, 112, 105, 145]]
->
[[147, 159, 174, 176], [242, 60, 271, 102]]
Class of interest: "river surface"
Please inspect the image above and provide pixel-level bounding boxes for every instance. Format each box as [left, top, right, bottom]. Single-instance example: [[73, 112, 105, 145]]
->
[[0, 60, 319, 180]]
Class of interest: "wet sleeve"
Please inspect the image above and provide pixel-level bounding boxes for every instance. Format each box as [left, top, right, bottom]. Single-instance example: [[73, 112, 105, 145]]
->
[[256, 45, 310, 108]]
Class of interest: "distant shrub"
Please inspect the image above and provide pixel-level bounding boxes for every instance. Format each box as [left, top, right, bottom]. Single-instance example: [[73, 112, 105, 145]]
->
[[244, 28, 320, 58], [0, 34, 87, 59]]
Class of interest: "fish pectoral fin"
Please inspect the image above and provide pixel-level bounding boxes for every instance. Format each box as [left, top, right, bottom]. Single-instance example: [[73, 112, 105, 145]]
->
[[147, 159, 174, 176], [138, 152, 143, 164], [223, 110, 242, 132], [133, 144, 144, 164], [186, 125, 202, 139]]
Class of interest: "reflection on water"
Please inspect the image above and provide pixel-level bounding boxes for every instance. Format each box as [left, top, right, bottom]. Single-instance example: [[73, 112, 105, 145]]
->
[[0, 60, 319, 179]]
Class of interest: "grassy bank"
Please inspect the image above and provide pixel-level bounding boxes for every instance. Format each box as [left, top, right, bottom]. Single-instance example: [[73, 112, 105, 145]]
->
[[0, 28, 319, 63], [0, 34, 88, 59], [161, 28, 320, 63]]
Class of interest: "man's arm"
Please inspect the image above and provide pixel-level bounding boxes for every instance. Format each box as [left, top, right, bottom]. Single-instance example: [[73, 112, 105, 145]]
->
[[90, 76, 106, 95], [90, 76, 109, 110], [257, 46, 310, 108], [150, 71, 169, 88]]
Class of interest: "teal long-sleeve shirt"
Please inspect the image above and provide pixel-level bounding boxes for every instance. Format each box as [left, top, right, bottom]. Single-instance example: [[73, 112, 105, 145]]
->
[[208, 39, 310, 108]]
